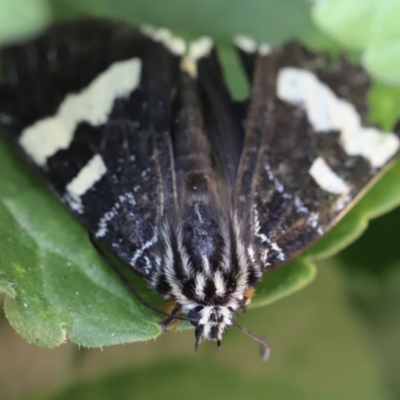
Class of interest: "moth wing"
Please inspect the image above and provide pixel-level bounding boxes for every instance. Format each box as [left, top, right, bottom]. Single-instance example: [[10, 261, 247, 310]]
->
[[235, 42, 400, 270], [0, 19, 183, 279], [191, 39, 245, 187]]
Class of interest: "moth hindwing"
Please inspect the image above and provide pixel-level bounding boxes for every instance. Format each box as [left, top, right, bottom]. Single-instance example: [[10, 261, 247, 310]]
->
[[0, 19, 399, 357]]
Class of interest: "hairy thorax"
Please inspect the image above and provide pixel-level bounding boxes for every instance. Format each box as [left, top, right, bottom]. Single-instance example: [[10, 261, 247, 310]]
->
[[150, 192, 263, 342]]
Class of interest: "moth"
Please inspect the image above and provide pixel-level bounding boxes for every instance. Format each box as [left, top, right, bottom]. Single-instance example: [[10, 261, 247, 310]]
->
[[0, 18, 399, 359]]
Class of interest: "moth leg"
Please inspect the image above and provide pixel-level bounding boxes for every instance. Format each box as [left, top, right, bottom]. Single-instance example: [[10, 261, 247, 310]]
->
[[240, 288, 256, 312], [159, 300, 182, 331]]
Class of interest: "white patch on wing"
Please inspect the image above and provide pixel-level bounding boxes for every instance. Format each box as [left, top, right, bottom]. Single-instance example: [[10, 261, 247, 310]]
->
[[141, 25, 186, 55], [143, 256, 152, 275], [309, 157, 350, 195], [271, 242, 285, 261], [307, 212, 319, 229], [96, 205, 120, 238], [253, 206, 270, 244], [20, 58, 142, 166], [65, 154, 106, 213], [277, 67, 400, 168], [258, 43, 272, 56], [264, 163, 288, 195], [233, 34, 257, 53], [295, 196, 309, 214], [130, 234, 158, 266], [95, 192, 136, 238], [181, 57, 197, 78], [189, 37, 213, 60]]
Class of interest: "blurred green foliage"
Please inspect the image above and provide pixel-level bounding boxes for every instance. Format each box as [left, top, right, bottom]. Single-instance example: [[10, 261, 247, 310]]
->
[[0, 0, 51, 44], [0, 0, 400, 399], [312, 0, 400, 86]]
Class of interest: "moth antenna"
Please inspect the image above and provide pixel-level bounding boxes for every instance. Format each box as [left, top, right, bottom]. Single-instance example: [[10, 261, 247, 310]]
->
[[194, 326, 203, 352], [233, 322, 270, 361], [88, 233, 193, 323]]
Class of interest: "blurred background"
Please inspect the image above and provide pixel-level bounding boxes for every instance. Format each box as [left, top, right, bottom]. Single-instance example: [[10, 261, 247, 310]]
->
[[1, 0, 400, 399]]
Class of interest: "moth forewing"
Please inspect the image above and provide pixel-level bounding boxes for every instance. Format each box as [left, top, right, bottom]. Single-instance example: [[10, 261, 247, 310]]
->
[[237, 42, 400, 272]]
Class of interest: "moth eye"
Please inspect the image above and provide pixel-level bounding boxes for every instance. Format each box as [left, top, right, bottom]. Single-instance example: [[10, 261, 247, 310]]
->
[[187, 309, 201, 326], [209, 313, 218, 322]]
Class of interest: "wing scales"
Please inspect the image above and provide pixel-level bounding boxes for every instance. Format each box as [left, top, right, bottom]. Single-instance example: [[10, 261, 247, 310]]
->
[[194, 42, 245, 187], [237, 42, 400, 270], [0, 19, 181, 278]]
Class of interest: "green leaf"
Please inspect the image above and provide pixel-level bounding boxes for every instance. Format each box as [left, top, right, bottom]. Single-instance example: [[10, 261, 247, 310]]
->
[[0, 140, 161, 347], [252, 258, 317, 308], [31, 265, 390, 400], [312, 0, 400, 86], [0, 0, 51, 44], [0, 272, 16, 298], [334, 205, 400, 398], [363, 40, 400, 87], [1, 0, 400, 349], [51, 0, 312, 45], [311, 0, 376, 49], [33, 358, 387, 400]]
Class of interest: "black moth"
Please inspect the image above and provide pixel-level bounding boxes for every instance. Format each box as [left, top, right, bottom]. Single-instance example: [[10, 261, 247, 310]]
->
[[0, 18, 399, 359]]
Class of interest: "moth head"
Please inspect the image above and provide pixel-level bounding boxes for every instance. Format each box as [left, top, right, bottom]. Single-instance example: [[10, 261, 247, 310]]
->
[[186, 304, 270, 360], [188, 305, 235, 348]]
